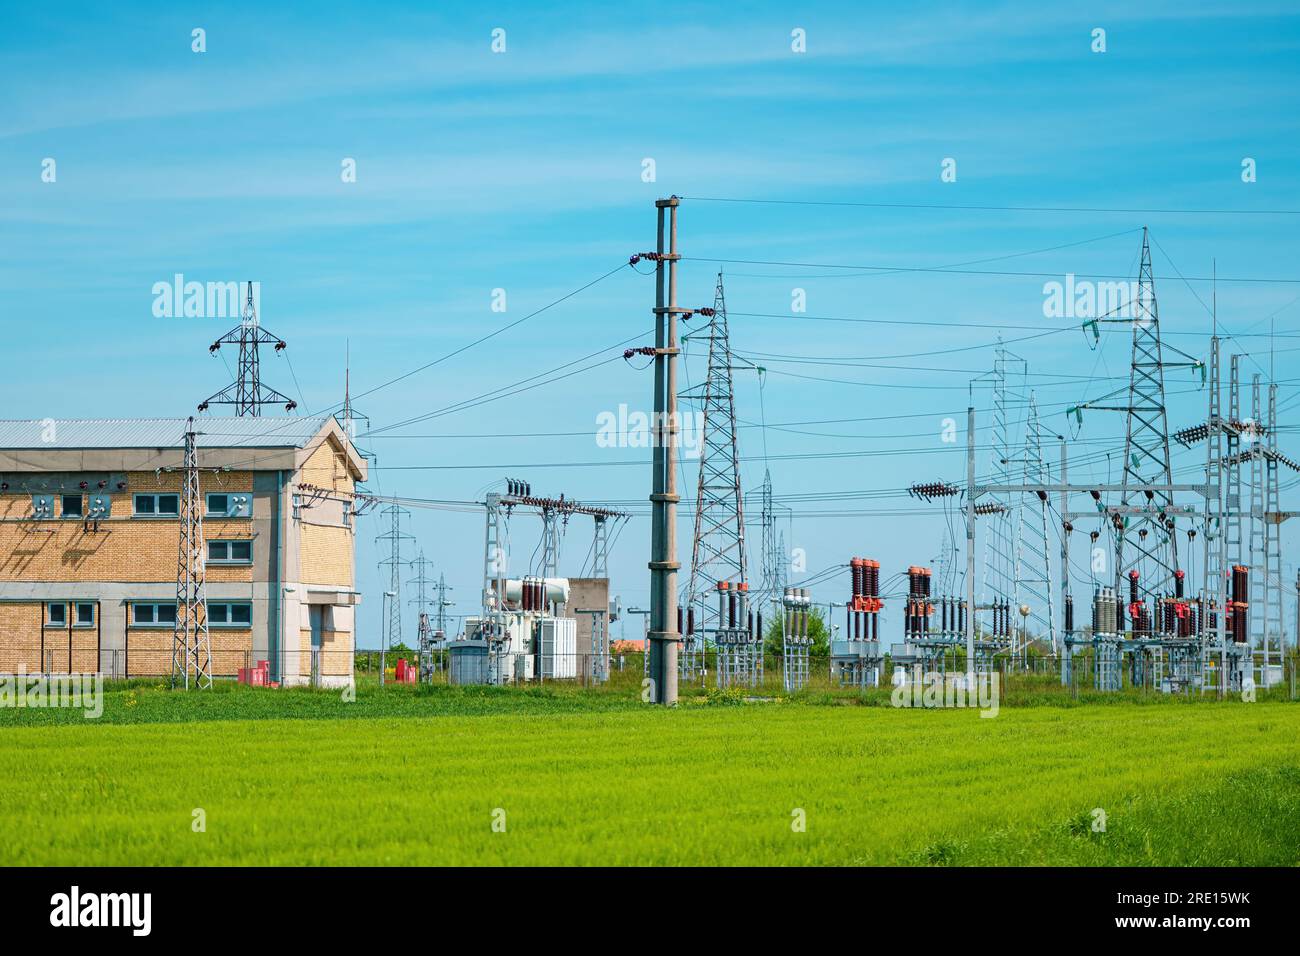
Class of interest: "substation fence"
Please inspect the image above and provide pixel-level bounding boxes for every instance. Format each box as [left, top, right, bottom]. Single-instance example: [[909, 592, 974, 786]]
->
[[355, 649, 620, 688], [0, 643, 354, 687]]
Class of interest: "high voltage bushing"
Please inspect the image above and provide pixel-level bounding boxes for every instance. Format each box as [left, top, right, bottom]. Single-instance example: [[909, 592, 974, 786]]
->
[[904, 566, 933, 639], [782, 586, 813, 692], [848, 557, 883, 641], [1229, 564, 1250, 644], [1092, 586, 1120, 635], [782, 587, 813, 645]]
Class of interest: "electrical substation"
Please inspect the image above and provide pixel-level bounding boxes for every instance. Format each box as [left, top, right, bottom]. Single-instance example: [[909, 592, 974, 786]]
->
[[24, 203, 1293, 706], [274, 205, 1296, 700]]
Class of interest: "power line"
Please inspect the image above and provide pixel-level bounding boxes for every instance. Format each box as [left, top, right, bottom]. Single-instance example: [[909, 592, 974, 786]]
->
[[682, 195, 1300, 217]]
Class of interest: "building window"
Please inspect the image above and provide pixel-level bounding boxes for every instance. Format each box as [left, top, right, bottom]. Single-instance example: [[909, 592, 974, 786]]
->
[[208, 539, 252, 564], [74, 603, 95, 627], [61, 494, 83, 519], [208, 602, 253, 627], [132, 603, 178, 626], [134, 493, 179, 517], [206, 493, 229, 516], [45, 602, 67, 627]]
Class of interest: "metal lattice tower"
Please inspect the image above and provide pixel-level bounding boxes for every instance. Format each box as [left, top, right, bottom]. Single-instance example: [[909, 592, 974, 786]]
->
[[1013, 393, 1056, 653], [1262, 383, 1285, 664], [198, 282, 298, 416], [539, 505, 563, 579], [592, 515, 609, 579], [377, 505, 414, 650], [757, 469, 787, 610], [436, 573, 453, 636], [409, 551, 436, 674], [172, 418, 213, 689], [1247, 379, 1285, 677], [981, 342, 1024, 637], [685, 272, 748, 630], [1115, 229, 1179, 594]]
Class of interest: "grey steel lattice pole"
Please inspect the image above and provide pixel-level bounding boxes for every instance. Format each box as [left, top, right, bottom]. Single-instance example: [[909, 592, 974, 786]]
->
[[198, 282, 297, 416], [592, 515, 609, 579], [1250, 375, 1267, 677], [1264, 382, 1283, 674], [436, 573, 452, 635], [540, 505, 561, 579], [172, 417, 212, 690], [1059, 439, 1070, 654], [1015, 393, 1056, 654], [1115, 229, 1179, 596], [684, 272, 748, 632], [758, 469, 788, 611], [965, 405, 977, 681], [984, 342, 1022, 648], [409, 552, 436, 678], [647, 197, 681, 706], [376, 504, 413, 657]]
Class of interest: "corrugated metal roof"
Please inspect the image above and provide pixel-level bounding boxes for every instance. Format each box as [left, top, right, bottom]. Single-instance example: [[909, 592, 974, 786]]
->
[[0, 417, 334, 450]]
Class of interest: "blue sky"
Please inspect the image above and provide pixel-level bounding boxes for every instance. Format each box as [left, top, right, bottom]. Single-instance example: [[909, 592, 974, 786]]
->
[[2, 1, 1298, 646]]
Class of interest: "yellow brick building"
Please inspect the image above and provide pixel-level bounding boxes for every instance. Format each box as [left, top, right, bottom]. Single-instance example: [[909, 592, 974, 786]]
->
[[0, 416, 366, 687]]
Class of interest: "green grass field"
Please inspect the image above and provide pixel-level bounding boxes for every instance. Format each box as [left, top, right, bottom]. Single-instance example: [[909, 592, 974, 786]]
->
[[2, 679, 1298, 865]]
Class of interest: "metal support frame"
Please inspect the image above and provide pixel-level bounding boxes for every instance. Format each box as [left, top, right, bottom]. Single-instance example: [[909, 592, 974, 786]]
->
[[172, 418, 212, 689]]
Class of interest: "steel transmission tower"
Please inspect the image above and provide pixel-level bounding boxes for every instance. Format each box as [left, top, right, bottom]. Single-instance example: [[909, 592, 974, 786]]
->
[[1073, 231, 1200, 599], [757, 469, 787, 610], [435, 573, 453, 635], [172, 418, 213, 689], [685, 272, 748, 631], [1013, 394, 1056, 653], [1115, 229, 1179, 593], [199, 281, 298, 416], [981, 342, 1024, 637], [377, 505, 414, 650]]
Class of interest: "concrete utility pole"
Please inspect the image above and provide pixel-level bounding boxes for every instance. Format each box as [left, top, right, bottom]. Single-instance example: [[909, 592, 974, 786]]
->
[[648, 197, 682, 705]]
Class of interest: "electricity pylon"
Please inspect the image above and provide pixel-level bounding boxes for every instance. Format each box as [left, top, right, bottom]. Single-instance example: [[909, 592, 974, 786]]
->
[[981, 341, 1025, 640], [199, 281, 297, 416], [1013, 394, 1056, 653], [1115, 230, 1179, 593], [377, 505, 414, 650], [757, 469, 788, 611], [172, 418, 213, 689], [1071, 230, 1201, 600], [409, 551, 437, 677], [685, 272, 748, 631]]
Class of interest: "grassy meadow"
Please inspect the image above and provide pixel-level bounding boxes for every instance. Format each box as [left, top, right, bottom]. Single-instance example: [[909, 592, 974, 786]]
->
[[1, 676, 1297, 865]]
